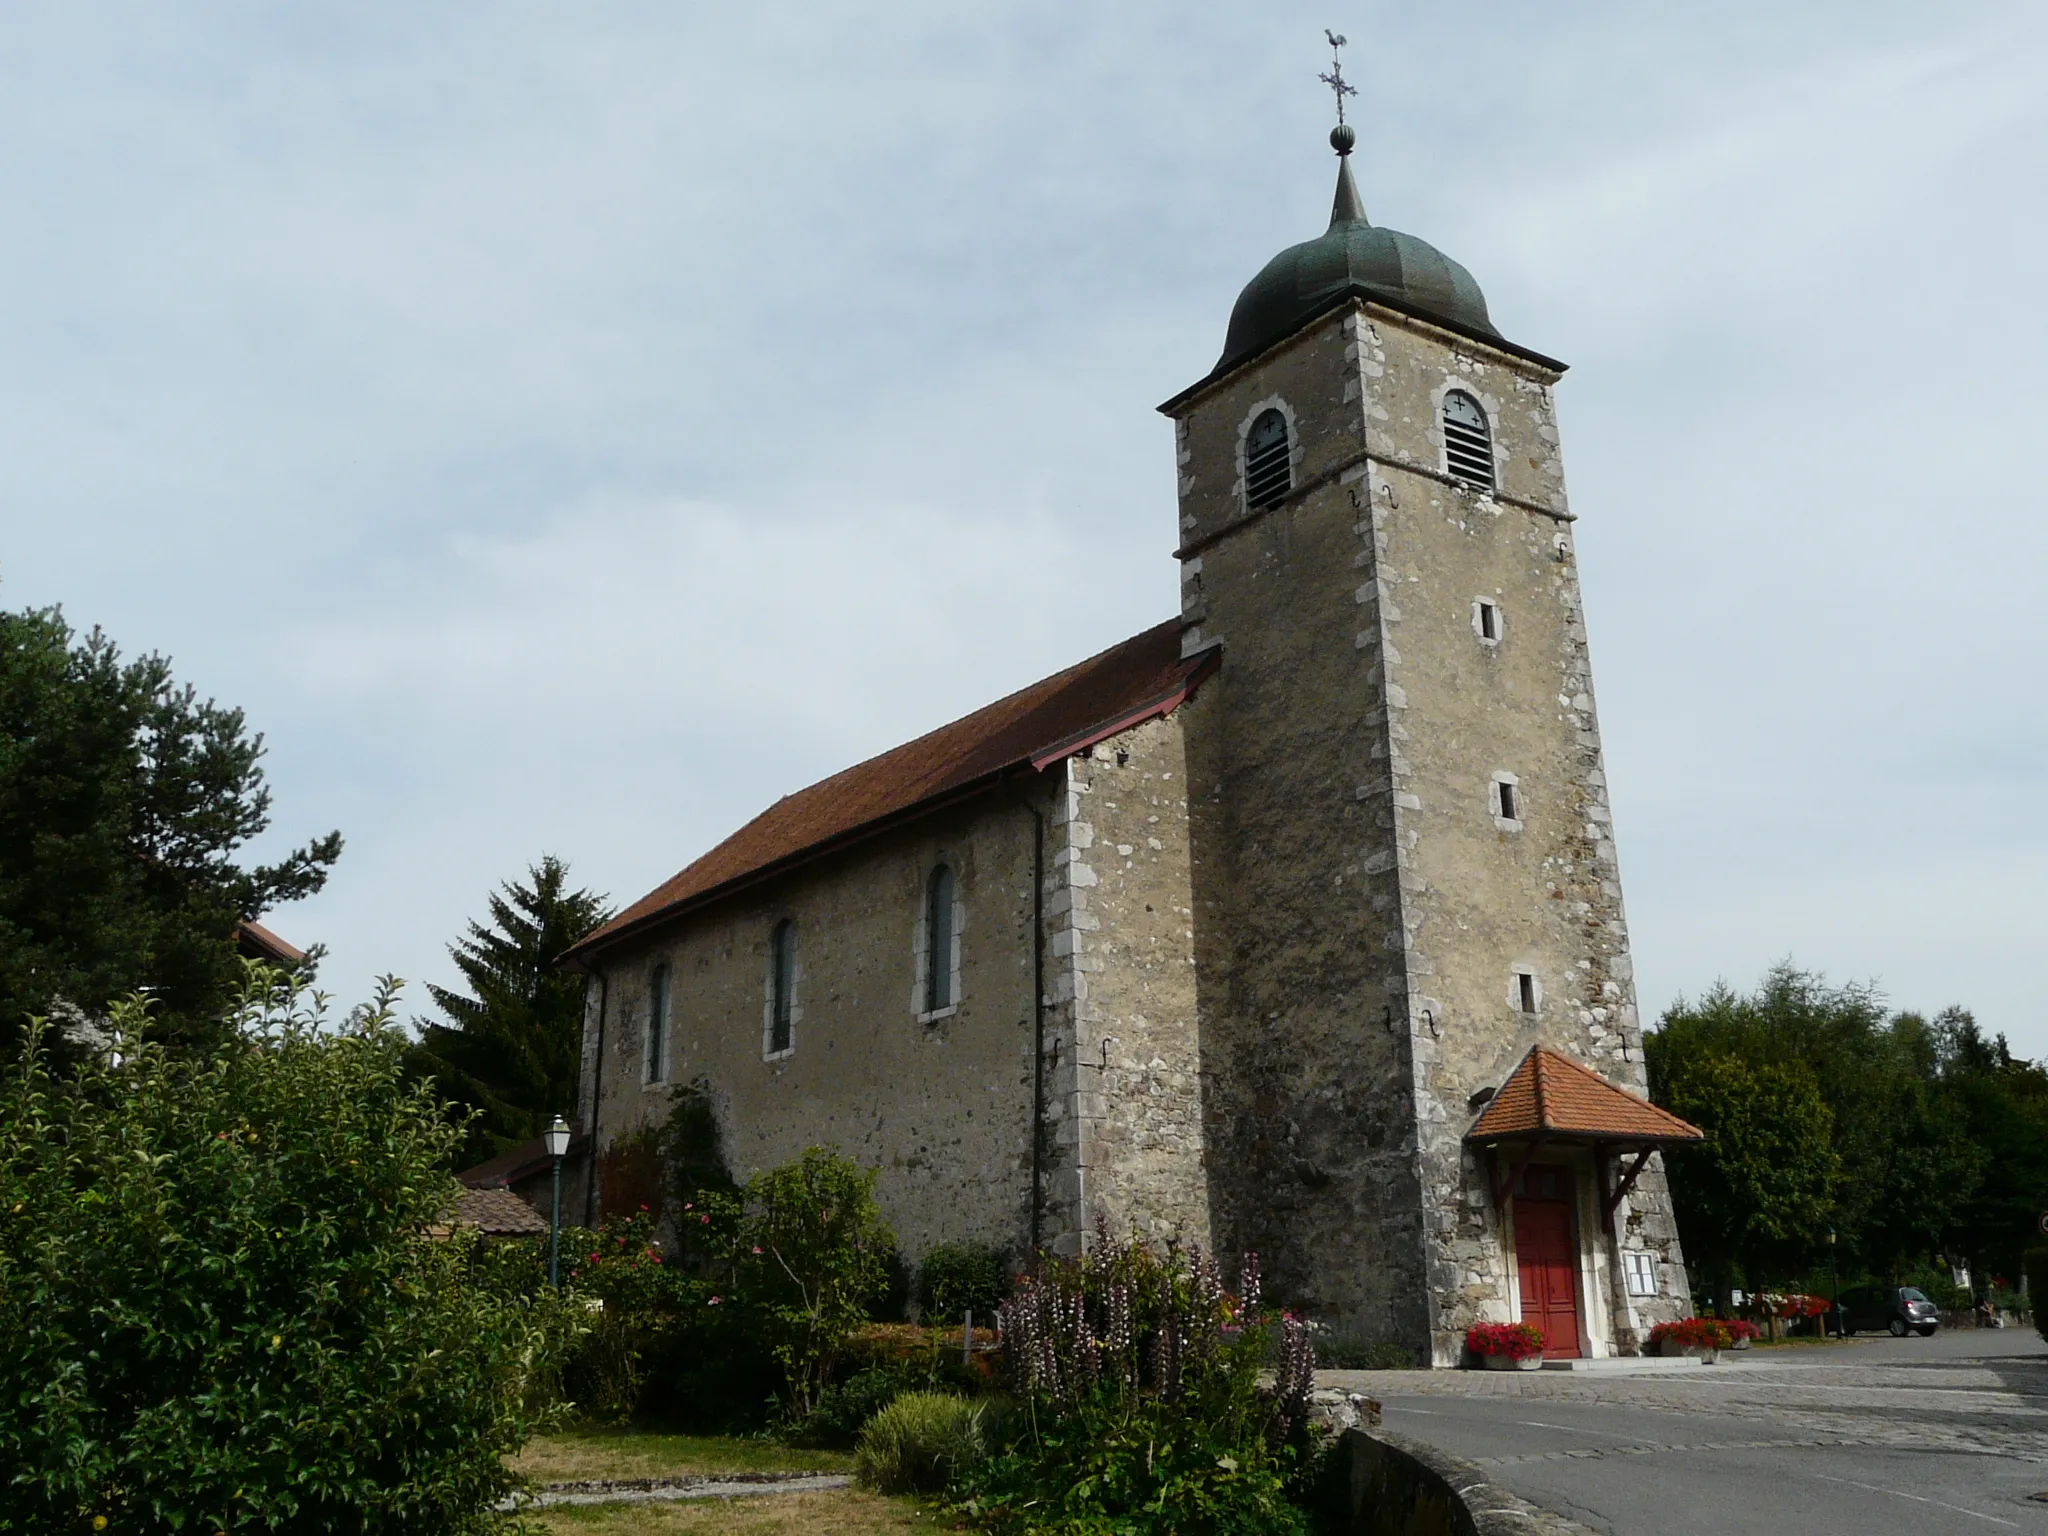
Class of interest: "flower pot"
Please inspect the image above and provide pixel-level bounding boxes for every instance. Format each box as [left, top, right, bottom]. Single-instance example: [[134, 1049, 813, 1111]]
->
[[1729, 1336, 1751, 1351], [1658, 1340, 1718, 1362], [1480, 1352, 1542, 1370]]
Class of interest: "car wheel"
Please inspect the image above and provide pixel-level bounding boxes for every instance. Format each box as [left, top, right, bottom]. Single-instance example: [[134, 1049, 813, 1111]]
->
[[1916, 1326, 1937, 1337], [1889, 1318, 1908, 1337]]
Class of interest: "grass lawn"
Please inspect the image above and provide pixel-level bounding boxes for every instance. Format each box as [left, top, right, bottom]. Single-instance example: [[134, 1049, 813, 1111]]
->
[[532, 1489, 946, 1534], [511, 1427, 852, 1485]]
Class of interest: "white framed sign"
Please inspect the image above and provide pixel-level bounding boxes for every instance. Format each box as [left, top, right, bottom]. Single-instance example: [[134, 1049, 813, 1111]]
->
[[1623, 1250, 1658, 1297]]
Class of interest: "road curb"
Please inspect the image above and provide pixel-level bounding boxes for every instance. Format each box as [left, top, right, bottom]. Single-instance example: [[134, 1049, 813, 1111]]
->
[[1337, 1427, 1595, 1535]]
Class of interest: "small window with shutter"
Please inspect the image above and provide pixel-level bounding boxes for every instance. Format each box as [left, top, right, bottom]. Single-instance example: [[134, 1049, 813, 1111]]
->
[[1243, 408, 1292, 509]]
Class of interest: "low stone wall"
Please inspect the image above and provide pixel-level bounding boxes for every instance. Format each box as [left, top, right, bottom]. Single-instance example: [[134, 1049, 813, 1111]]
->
[[1331, 1427, 1571, 1536]]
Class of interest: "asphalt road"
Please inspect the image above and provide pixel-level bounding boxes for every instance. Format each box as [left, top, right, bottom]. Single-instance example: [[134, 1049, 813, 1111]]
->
[[1323, 1328, 2048, 1535]]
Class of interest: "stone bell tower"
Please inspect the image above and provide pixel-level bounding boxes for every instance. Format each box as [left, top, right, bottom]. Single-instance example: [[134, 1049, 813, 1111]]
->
[[1164, 106, 1694, 1365]]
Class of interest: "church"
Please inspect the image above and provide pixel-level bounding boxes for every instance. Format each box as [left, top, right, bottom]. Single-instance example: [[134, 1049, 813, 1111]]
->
[[561, 110, 1702, 1367]]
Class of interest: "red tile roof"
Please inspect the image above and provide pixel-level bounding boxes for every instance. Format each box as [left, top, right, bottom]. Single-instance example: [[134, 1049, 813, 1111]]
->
[[1467, 1047, 1702, 1144], [563, 621, 1214, 963], [449, 1187, 549, 1237]]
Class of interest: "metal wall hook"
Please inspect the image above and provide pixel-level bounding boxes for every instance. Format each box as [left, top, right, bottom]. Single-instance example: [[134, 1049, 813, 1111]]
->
[[1081, 1035, 1122, 1071]]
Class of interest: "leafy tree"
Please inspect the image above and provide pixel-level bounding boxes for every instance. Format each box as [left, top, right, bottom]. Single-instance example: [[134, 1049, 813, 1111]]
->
[[0, 604, 340, 1047], [1648, 963, 1998, 1288], [0, 970, 545, 1533], [404, 856, 612, 1167], [1650, 1047, 1841, 1305], [1933, 1009, 2048, 1285], [737, 1146, 892, 1417]]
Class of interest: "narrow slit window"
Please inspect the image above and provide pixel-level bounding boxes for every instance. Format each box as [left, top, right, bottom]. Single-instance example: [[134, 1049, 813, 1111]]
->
[[1442, 390, 1495, 489], [1243, 408, 1292, 509], [769, 919, 796, 1056], [645, 962, 670, 1083], [1498, 781, 1518, 821], [924, 863, 956, 1014], [1517, 972, 1538, 1015], [1475, 599, 1500, 643]]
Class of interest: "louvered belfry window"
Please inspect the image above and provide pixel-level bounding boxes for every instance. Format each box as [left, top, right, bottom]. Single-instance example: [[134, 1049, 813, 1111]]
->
[[1442, 390, 1495, 488], [1243, 408, 1292, 509]]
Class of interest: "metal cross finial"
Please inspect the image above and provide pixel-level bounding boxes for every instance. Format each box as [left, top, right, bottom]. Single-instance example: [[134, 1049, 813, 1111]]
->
[[1319, 30, 1357, 125]]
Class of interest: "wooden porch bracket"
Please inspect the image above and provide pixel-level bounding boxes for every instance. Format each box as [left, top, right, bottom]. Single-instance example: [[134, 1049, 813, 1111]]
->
[[1489, 1133, 1549, 1215], [1599, 1146, 1654, 1235]]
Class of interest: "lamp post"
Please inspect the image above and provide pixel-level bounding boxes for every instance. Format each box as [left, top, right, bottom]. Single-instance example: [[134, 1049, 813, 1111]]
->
[[544, 1115, 572, 1289], [1827, 1227, 1840, 1338]]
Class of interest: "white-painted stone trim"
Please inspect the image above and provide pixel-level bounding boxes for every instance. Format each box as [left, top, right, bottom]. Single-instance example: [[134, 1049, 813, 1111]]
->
[[1490, 771, 1523, 833], [1471, 596, 1503, 647], [910, 873, 966, 1024], [1429, 376, 1506, 493], [1233, 394, 1301, 515]]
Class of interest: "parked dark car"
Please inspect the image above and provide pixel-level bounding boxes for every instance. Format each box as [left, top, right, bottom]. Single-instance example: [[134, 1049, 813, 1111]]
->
[[1836, 1284, 1940, 1337]]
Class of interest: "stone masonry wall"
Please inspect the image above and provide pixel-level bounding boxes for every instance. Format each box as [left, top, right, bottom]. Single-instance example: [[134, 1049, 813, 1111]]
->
[[1353, 305, 1691, 1361], [1172, 313, 1434, 1355], [1057, 716, 1209, 1250], [574, 786, 1049, 1261]]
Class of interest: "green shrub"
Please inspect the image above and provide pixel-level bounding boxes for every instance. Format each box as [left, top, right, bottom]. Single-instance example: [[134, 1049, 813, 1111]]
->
[[736, 1146, 894, 1417], [964, 1393, 1312, 1535], [793, 1367, 909, 1448], [0, 974, 544, 1534], [2027, 1249, 2047, 1342], [548, 1153, 890, 1431], [953, 1233, 1320, 1535], [855, 1391, 991, 1495], [918, 1240, 1009, 1325]]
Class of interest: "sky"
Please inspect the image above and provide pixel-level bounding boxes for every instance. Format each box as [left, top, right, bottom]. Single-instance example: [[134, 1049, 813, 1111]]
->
[[3, 3, 2045, 1058]]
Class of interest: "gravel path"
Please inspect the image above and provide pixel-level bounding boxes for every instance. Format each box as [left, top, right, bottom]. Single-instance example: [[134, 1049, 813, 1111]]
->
[[500, 1471, 854, 1510]]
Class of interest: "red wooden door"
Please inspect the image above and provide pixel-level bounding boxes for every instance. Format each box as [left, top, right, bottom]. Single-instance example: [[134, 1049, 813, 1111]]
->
[[1514, 1196, 1583, 1358]]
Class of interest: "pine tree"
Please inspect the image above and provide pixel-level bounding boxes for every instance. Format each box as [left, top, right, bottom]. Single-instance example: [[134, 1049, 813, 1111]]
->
[[0, 603, 340, 1048], [406, 856, 612, 1168]]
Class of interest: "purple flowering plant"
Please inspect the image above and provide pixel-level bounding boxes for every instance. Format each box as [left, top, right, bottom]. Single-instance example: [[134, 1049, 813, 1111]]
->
[[958, 1220, 1321, 1534]]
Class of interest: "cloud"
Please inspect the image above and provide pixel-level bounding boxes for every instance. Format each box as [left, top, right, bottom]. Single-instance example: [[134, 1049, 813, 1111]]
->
[[2, 0, 2044, 1057]]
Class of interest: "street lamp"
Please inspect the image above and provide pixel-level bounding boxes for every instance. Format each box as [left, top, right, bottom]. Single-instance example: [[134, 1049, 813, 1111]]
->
[[1827, 1228, 1839, 1338], [544, 1115, 572, 1288]]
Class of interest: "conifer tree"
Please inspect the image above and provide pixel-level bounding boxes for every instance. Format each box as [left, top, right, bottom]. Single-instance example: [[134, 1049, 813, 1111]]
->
[[406, 856, 612, 1167], [0, 603, 340, 1048]]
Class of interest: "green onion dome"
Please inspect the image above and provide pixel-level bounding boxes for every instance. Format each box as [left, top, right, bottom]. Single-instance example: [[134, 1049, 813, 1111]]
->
[[1216, 125, 1502, 374]]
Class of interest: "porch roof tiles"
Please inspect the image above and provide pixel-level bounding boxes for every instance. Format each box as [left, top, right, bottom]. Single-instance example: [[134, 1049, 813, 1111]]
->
[[1467, 1046, 1702, 1145]]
